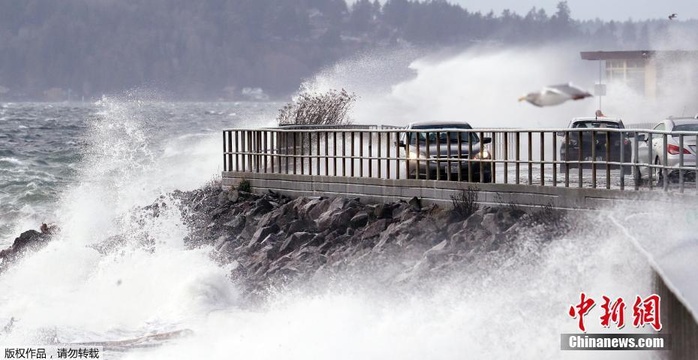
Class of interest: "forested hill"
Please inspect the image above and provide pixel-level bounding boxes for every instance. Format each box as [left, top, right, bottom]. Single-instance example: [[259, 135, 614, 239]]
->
[[0, 0, 691, 101]]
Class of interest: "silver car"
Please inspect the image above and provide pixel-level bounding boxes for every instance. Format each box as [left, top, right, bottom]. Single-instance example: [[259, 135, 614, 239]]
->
[[398, 121, 492, 182], [634, 117, 698, 185]]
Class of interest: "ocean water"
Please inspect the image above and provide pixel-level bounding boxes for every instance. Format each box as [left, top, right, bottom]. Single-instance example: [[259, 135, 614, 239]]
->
[[0, 99, 278, 247], [0, 98, 656, 359]]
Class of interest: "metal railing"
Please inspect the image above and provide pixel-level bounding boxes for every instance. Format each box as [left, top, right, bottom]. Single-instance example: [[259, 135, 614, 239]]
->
[[223, 126, 698, 193]]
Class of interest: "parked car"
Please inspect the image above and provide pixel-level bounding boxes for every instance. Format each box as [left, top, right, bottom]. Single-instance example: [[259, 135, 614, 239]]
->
[[398, 121, 492, 182], [557, 116, 633, 172], [633, 117, 698, 185]]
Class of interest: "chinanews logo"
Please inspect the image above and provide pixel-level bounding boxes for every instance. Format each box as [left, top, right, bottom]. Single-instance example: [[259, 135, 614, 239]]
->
[[561, 292, 670, 351]]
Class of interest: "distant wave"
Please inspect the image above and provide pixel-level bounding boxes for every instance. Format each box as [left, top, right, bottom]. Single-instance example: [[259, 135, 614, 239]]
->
[[0, 157, 23, 165]]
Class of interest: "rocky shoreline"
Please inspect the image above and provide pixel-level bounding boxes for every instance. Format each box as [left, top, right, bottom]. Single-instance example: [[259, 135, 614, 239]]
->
[[173, 183, 574, 301], [3, 183, 577, 301]]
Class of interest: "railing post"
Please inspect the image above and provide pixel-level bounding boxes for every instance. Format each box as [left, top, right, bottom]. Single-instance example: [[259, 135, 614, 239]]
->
[[539, 131, 544, 186], [514, 130, 521, 185], [591, 130, 597, 189], [350, 131, 355, 177], [425, 131, 431, 180], [468, 131, 473, 183], [679, 134, 684, 193], [358, 130, 362, 177], [324, 131, 329, 176], [223, 131, 227, 172], [480, 131, 485, 183], [255, 131, 260, 173], [564, 131, 570, 188], [445, 131, 451, 181], [457, 131, 463, 182], [342, 131, 347, 177], [490, 131, 496, 184], [262, 130, 267, 174], [633, 130, 640, 190], [552, 131, 557, 187], [234, 130, 240, 172], [663, 133, 669, 191], [647, 133, 657, 190], [503, 131, 508, 184], [391, 131, 396, 180], [333, 131, 338, 176], [606, 131, 608, 189], [527, 131, 533, 185], [376, 131, 381, 179], [619, 130, 625, 191], [414, 131, 420, 180], [435, 131, 441, 181], [577, 131, 582, 188], [316, 130, 321, 176]]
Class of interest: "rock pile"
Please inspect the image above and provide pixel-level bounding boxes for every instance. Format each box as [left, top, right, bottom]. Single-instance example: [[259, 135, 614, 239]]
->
[[175, 184, 572, 299], [3, 184, 573, 300], [0, 227, 54, 273]]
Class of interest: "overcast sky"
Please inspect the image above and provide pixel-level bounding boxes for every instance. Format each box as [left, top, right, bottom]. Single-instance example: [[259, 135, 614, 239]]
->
[[444, 0, 696, 21]]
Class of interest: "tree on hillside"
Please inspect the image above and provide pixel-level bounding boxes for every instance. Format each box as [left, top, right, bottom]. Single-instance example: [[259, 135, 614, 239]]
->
[[348, 0, 377, 34], [549, 1, 575, 39]]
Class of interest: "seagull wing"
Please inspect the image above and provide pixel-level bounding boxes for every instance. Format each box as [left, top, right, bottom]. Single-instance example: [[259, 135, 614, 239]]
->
[[547, 83, 592, 101]]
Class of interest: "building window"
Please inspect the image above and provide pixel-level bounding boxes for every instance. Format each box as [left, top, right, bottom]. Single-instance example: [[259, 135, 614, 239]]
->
[[606, 59, 645, 94]]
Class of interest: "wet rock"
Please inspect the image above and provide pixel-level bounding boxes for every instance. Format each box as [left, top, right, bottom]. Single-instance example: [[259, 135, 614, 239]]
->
[[373, 203, 394, 219], [408, 196, 422, 210], [361, 218, 388, 240], [224, 215, 246, 230], [157, 183, 575, 302], [350, 212, 369, 228], [279, 232, 315, 256], [0, 229, 53, 272], [423, 240, 449, 264], [316, 206, 357, 233], [247, 224, 280, 250], [481, 213, 500, 234], [249, 198, 274, 216]]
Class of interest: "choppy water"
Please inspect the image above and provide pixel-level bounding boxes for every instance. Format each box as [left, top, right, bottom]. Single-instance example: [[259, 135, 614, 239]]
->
[[0, 95, 656, 359], [0, 100, 278, 246]]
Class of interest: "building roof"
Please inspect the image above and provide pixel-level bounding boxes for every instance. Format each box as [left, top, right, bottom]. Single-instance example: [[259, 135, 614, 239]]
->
[[580, 50, 698, 61]]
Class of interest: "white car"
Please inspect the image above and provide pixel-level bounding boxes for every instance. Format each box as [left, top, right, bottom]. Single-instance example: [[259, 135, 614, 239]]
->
[[634, 117, 698, 185]]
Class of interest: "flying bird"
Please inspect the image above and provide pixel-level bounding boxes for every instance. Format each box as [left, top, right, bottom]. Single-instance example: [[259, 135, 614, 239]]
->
[[669, 13, 678, 20], [518, 83, 593, 107]]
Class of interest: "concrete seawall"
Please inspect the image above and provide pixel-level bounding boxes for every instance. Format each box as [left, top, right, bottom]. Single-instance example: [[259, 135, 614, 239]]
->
[[222, 171, 695, 210]]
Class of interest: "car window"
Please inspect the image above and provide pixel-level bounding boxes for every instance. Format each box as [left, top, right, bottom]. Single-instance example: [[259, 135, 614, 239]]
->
[[408, 131, 479, 144], [573, 121, 620, 129], [674, 124, 698, 132], [653, 123, 665, 131], [407, 124, 479, 145]]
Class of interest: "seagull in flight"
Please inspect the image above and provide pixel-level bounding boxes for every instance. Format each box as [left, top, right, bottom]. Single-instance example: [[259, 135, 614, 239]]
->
[[518, 83, 593, 107], [669, 13, 678, 20]]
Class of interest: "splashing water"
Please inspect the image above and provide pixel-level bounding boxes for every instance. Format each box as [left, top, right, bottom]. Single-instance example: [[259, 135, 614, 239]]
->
[[0, 72, 661, 359], [0, 98, 271, 352]]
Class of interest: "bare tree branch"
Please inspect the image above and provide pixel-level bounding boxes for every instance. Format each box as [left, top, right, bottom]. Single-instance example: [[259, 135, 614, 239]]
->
[[277, 89, 356, 126]]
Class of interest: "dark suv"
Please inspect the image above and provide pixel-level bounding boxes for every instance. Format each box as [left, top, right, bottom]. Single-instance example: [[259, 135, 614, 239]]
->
[[398, 121, 492, 182], [558, 117, 633, 172]]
